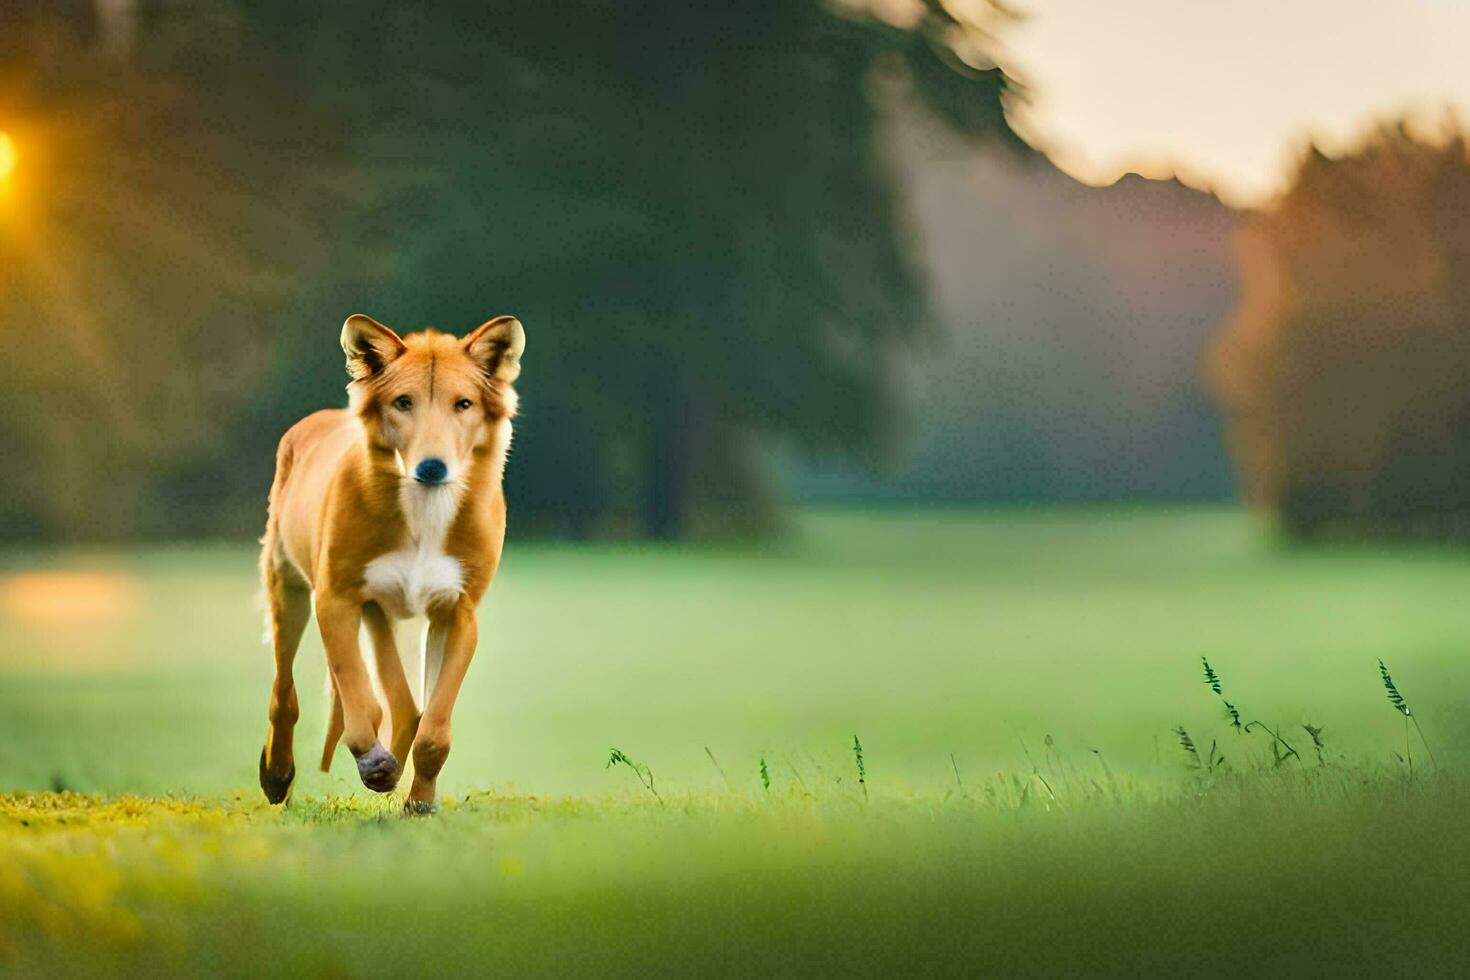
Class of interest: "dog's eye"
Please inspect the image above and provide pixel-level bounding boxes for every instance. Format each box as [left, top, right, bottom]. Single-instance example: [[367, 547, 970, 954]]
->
[[454, 398, 473, 412], [392, 395, 412, 412]]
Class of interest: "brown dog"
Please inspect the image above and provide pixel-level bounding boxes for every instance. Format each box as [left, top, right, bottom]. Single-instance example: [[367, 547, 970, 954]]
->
[[256, 314, 524, 812]]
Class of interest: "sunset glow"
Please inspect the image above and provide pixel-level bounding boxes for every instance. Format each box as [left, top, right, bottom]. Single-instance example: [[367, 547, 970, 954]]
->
[[0, 131, 16, 184], [1002, 0, 1470, 206]]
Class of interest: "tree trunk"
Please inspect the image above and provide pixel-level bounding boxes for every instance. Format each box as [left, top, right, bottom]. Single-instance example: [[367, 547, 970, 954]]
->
[[641, 411, 690, 539]]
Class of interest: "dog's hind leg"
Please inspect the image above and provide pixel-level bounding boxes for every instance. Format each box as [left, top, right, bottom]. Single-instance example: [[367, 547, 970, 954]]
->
[[362, 603, 421, 773], [320, 680, 344, 772], [260, 557, 311, 804]]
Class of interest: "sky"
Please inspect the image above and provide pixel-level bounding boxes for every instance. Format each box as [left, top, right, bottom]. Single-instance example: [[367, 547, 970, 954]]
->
[[999, 0, 1470, 206]]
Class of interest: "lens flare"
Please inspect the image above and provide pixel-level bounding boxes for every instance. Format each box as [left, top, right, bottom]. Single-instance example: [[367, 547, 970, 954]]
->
[[0, 131, 17, 182]]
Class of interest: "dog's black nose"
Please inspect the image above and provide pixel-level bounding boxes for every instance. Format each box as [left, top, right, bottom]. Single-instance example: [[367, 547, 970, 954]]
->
[[414, 458, 448, 485]]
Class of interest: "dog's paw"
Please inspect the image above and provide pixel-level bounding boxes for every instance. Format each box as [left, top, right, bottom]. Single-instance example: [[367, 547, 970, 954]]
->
[[403, 798, 441, 817], [258, 748, 295, 805], [353, 742, 401, 793]]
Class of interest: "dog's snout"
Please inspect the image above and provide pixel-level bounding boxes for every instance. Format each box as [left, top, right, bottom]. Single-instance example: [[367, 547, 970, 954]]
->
[[414, 458, 449, 485]]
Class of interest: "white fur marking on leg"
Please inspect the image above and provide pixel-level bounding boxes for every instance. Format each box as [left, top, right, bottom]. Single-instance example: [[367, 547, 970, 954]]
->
[[422, 619, 449, 707]]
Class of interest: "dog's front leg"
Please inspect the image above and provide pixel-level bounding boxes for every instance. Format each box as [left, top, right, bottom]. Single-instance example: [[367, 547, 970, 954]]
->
[[407, 599, 479, 812], [316, 594, 400, 793]]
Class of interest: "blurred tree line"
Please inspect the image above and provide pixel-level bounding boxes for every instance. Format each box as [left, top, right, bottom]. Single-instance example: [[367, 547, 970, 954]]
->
[[0, 0, 1016, 541], [1209, 126, 1470, 539]]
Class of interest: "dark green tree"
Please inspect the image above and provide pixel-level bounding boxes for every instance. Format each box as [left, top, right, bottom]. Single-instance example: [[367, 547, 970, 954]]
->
[[0, 1, 1018, 539]]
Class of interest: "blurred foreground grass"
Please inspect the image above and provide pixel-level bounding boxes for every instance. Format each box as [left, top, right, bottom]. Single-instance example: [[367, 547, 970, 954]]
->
[[4, 771, 1470, 975], [3, 508, 1470, 973]]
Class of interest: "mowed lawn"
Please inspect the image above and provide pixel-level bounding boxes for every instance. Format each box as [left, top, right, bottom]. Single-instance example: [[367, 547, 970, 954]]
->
[[4, 508, 1470, 974]]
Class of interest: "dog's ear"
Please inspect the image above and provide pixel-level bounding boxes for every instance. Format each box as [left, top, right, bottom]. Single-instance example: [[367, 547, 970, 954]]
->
[[462, 315, 525, 383], [341, 314, 406, 381]]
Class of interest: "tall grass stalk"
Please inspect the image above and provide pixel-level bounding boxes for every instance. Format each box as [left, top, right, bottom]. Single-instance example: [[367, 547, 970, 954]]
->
[[1017, 736, 1060, 803], [1379, 659, 1438, 772], [1092, 748, 1123, 803], [1201, 657, 1298, 766], [1302, 723, 1327, 766], [1174, 726, 1202, 770], [1201, 657, 1242, 731], [704, 746, 732, 791], [1242, 722, 1300, 766], [606, 748, 662, 804]]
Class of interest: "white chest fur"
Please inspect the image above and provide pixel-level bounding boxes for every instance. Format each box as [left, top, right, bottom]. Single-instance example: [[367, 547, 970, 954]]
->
[[362, 484, 464, 619], [363, 547, 462, 618]]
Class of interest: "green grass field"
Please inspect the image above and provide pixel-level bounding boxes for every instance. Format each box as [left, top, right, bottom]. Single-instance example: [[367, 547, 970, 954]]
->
[[4, 508, 1470, 975]]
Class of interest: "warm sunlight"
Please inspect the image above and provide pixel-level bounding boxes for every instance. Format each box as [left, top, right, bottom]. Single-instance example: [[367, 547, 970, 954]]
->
[[0, 131, 16, 184], [0, 571, 139, 630]]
